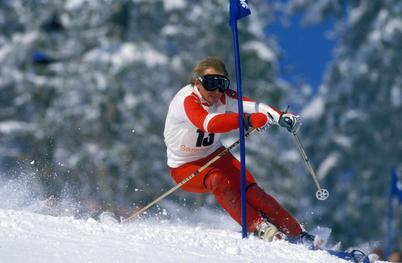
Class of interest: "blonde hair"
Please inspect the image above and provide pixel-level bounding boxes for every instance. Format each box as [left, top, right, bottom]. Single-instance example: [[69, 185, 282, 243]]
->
[[191, 57, 228, 84]]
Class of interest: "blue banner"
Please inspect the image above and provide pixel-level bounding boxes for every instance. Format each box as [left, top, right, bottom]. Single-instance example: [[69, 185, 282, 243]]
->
[[391, 167, 402, 204], [229, 0, 251, 27], [385, 166, 401, 258]]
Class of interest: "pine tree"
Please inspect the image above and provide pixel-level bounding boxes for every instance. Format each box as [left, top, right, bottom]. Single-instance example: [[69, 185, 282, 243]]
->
[[287, 0, 402, 246]]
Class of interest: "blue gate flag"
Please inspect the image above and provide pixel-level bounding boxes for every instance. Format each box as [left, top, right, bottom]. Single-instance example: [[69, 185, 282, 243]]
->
[[32, 51, 55, 65], [229, 0, 251, 28], [391, 166, 402, 204]]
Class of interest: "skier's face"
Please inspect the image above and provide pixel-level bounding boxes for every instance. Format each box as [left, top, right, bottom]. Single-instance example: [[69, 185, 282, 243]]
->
[[197, 68, 226, 105]]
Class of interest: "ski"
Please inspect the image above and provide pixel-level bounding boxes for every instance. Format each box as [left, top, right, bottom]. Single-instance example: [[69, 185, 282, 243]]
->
[[285, 229, 377, 263], [325, 249, 374, 263]]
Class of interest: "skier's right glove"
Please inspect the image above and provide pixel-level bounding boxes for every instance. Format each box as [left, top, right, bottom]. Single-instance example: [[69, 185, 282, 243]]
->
[[243, 113, 268, 131], [278, 112, 301, 134]]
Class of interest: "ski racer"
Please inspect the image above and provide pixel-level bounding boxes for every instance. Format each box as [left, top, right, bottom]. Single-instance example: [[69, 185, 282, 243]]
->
[[163, 56, 311, 241]]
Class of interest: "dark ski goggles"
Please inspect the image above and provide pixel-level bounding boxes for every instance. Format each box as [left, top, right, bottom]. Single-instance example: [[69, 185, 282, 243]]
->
[[197, 74, 230, 92]]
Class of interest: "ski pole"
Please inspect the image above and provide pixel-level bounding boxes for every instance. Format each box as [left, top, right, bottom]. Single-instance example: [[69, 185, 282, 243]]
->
[[292, 132, 329, 201], [124, 128, 257, 222]]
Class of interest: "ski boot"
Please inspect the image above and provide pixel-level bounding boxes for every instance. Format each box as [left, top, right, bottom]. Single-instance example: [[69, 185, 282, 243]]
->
[[254, 219, 282, 241]]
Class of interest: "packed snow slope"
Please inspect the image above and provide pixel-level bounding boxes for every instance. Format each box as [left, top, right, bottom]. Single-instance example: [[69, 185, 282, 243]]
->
[[0, 208, 360, 263]]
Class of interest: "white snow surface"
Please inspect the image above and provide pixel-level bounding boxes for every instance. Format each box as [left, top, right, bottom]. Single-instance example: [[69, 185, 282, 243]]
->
[[0, 176, 383, 263], [0, 208, 352, 263]]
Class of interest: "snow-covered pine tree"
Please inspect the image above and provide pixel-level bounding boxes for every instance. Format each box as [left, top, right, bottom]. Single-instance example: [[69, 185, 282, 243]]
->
[[287, 0, 402, 247]]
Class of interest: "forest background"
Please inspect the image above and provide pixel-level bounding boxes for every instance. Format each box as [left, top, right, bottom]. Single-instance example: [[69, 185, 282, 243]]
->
[[0, 0, 401, 250]]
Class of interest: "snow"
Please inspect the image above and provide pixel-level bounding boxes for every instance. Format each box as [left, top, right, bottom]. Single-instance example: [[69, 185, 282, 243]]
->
[[0, 174, 386, 263], [317, 152, 339, 180], [301, 96, 325, 120], [390, 85, 401, 107], [84, 43, 168, 72], [383, 17, 402, 40], [243, 41, 276, 62], [370, 9, 402, 43], [65, 0, 88, 11], [342, 110, 367, 122], [163, 0, 187, 11], [0, 121, 34, 134], [0, 176, 354, 263], [0, 208, 352, 263], [333, 135, 352, 150], [349, 1, 368, 25], [161, 25, 181, 36]]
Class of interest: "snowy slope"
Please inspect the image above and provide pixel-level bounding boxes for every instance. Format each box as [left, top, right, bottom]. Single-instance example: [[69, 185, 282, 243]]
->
[[0, 208, 354, 263]]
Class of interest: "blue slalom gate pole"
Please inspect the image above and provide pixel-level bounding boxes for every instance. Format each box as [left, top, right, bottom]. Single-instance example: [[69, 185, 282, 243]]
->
[[229, 0, 251, 239], [384, 166, 402, 258], [384, 169, 394, 259], [232, 21, 247, 239]]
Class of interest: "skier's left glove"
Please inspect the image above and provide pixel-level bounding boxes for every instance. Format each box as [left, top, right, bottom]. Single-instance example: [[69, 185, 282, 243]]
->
[[278, 112, 301, 134]]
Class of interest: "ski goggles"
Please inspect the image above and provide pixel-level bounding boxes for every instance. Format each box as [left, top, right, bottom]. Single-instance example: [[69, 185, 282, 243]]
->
[[197, 74, 230, 92]]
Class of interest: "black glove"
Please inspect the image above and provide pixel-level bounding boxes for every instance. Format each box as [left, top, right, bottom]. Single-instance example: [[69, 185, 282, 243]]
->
[[278, 112, 301, 133], [243, 113, 252, 131]]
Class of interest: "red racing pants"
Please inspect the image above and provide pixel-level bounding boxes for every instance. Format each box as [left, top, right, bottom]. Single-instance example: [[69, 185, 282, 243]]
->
[[170, 147, 302, 236]]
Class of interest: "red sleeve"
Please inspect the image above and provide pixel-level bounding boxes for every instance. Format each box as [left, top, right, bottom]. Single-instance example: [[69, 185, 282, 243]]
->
[[206, 114, 239, 133], [207, 113, 268, 132], [183, 95, 239, 133]]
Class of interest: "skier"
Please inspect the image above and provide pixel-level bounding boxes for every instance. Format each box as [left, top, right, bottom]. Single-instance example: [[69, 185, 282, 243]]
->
[[163, 56, 311, 241]]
